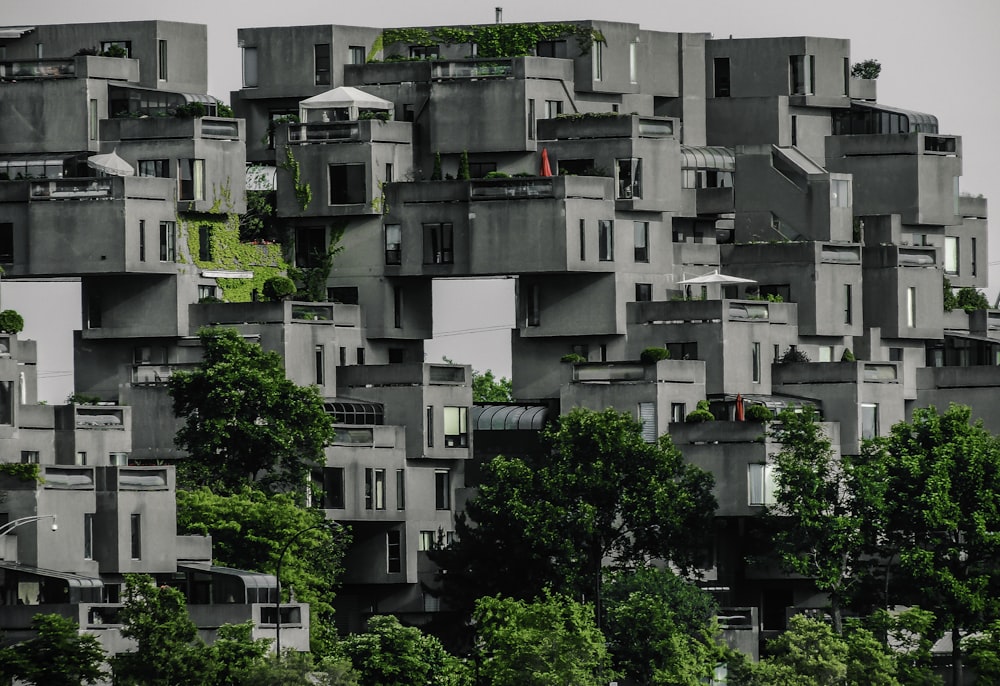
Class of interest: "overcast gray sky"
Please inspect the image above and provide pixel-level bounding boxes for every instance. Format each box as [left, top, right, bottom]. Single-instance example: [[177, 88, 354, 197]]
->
[[5, 0, 999, 399]]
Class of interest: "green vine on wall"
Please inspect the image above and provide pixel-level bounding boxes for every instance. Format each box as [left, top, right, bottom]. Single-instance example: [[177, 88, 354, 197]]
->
[[279, 146, 312, 211], [181, 214, 289, 303], [376, 23, 604, 60], [0, 462, 42, 483]]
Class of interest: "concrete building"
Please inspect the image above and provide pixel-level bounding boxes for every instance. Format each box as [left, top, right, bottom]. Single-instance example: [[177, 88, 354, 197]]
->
[[1, 15, 996, 657]]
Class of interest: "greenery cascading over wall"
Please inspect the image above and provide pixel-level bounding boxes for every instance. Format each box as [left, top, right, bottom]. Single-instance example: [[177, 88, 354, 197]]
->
[[368, 23, 605, 61]]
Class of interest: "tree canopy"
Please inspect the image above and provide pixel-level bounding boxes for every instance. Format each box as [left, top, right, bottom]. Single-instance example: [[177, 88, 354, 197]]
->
[[471, 368, 513, 402], [2, 613, 106, 686], [430, 408, 716, 616], [169, 327, 335, 493]]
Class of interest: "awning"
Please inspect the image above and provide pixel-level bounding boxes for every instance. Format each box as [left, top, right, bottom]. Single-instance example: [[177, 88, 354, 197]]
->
[[0, 561, 104, 592], [325, 399, 385, 426], [680, 146, 735, 171], [0, 27, 35, 39], [472, 404, 549, 431], [850, 100, 939, 133]]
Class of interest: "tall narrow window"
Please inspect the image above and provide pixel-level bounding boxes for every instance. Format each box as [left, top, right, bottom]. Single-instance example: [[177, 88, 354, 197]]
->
[[861, 403, 879, 439], [314, 44, 331, 86], [907, 287, 917, 327], [844, 284, 853, 324], [713, 57, 730, 97], [944, 236, 959, 275], [158, 40, 168, 81], [138, 220, 146, 262], [295, 227, 326, 268], [159, 221, 175, 261], [526, 284, 540, 327], [528, 99, 536, 140], [89, 99, 98, 141], [671, 403, 686, 423], [349, 46, 365, 65], [629, 41, 639, 84], [791, 115, 798, 147], [599, 220, 614, 261], [178, 159, 204, 201], [435, 470, 451, 510], [365, 468, 386, 510], [384, 223, 401, 265], [393, 286, 403, 328], [130, 514, 141, 560], [315, 345, 325, 385], [789, 55, 815, 95], [634, 221, 649, 262], [422, 223, 454, 264], [972, 237, 978, 276], [87, 290, 102, 329], [0, 223, 13, 264], [545, 100, 563, 119], [752, 341, 761, 383], [386, 530, 401, 573], [638, 402, 655, 442], [396, 469, 406, 510], [749, 464, 777, 506], [616, 158, 642, 199], [443, 406, 468, 447], [579, 219, 586, 260], [592, 40, 603, 81], [842, 57, 850, 96], [426, 406, 434, 448], [418, 530, 436, 552], [326, 467, 345, 508], [84, 514, 94, 560], [243, 47, 258, 87], [198, 225, 212, 261]]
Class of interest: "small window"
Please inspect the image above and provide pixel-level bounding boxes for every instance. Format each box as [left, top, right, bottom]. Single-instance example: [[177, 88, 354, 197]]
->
[[138, 220, 146, 262], [599, 220, 614, 261], [315, 345, 325, 386], [393, 287, 403, 328], [752, 342, 761, 383], [418, 530, 436, 552], [101, 40, 132, 58], [748, 463, 777, 506], [714, 57, 731, 97], [592, 40, 603, 81], [84, 513, 94, 560], [435, 470, 451, 510], [159, 222, 176, 262], [243, 47, 258, 87], [635, 283, 652, 302], [629, 41, 639, 84], [888, 347, 903, 362], [365, 468, 386, 510], [326, 467, 345, 509], [426, 405, 434, 448], [357, 348, 365, 365], [579, 219, 586, 260], [526, 284, 540, 327], [616, 158, 642, 199], [130, 513, 141, 559], [138, 160, 169, 178], [396, 469, 405, 510], [386, 530, 401, 573], [314, 44, 331, 86], [329, 164, 366, 204], [349, 46, 366, 65], [198, 285, 217, 301], [528, 99, 536, 140], [670, 403, 686, 423], [198, 225, 212, 262], [443, 406, 468, 448], [789, 54, 815, 96], [21, 451, 39, 464], [158, 40, 168, 81], [634, 221, 649, 262], [844, 284, 853, 324], [907, 287, 917, 327], [638, 402, 655, 442], [423, 223, 454, 264], [178, 159, 204, 202], [861, 403, 879, 439], [545, 100, 563, 119], [89, 99, 98, 141], [831, 179, 851, 208], [109, 452, 128, 466]]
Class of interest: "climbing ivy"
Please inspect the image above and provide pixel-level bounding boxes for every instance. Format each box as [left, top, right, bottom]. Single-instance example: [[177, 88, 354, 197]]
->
[[181, 214, 288, 303], [0, 463, 42, 483], [376, 23, 604, 60], [279, 146, 312, 211]]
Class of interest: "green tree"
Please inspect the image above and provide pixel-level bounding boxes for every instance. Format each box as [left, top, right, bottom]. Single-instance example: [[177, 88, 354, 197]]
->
[[602, 567, 723, 685], [176, 487, 348, 655], [430, 408, 716, 617], [287, 228, 344, 302], [860, 404, 1000, 685], [965, 619, 1000, 685], [111, 575, 211, 686], [205, 621, 271, 686], [956, 286, 991, 313], [474, 593, 611, 686], [768, 405, 870, 634], [472, 368, 513, 402], [6, 613, 106, 686], [851, 58, 882, 79], [458, 150, 470, 180], [332, 615, 469, 686], [169, 327, 336, 493], [242, 652, 358, 686]]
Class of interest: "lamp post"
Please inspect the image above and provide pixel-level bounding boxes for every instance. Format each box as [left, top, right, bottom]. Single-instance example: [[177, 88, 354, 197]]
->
[[274, 521, 340, 659], [0, 514, 58, 537]]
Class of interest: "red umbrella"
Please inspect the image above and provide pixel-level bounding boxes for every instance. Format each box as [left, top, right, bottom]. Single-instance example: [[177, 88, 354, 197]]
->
[[735, 394, 745, 421], [539, 148, 552, 177]]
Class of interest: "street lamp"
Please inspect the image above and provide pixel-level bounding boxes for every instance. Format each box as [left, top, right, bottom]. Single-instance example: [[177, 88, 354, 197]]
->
[[0, 514, 58, 537], [274, 520, 341, 659]]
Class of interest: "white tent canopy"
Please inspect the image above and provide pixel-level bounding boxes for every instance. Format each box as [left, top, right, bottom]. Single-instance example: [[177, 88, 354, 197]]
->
[[299, 86, 393, 122]]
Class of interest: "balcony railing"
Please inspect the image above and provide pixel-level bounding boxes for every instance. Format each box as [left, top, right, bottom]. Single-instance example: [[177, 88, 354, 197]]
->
[[431, 60, 514, 80], [29, 178, 112, 200], [287, 122, 360, 143], [0, 59, 75, 80], [469, 178, 554, 200], [132, 363, 198, 384]]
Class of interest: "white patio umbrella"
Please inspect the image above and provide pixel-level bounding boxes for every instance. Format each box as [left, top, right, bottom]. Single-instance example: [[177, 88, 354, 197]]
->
[[677, 270, 756, 286], [87, 149, 133, 177]]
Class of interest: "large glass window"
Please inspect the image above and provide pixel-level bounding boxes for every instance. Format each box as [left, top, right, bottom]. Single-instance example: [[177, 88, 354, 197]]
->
[[789, 54, 815, 95], [329, 164, 366, 204], [634, 221, 649, 262], [295, 227, 326, 268], [616, 158, 642, 199], [435, 470, 451, 510], [422, 223, 454, 264], [314, 44, 331, 86], [384, 224, 401, 265], [749, 463, 777, 506], [443, 406, 468, 448], [178, 159, 204, 201], [599, 220, 614, 261]]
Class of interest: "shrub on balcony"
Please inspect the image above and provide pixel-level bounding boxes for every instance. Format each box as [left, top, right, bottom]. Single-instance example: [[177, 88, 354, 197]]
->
[[779, 347, 810, 364], [850, 58, 881, 80], [746, 404, 773, 422], [561, 353, 586, 364], [841, 349, 856, 362], [0, 309, 24, 334], [639, 347, 670, 364], [484, 171, 511, 179], [685, 400, 715, 423], [458, 151, 471, 180], [263, 275, 296, 301]]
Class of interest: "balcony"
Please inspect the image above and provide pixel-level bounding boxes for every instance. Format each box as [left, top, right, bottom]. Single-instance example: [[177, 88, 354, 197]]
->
[[284, 120, 410, 145], [191, 301, 361, 329], [29, 178, 112, 200], [469, 177, 554, 200], [106, 116, 244, 142], [346, 55, 572, 87], [338, 362, 469, 388], [0, 55, 138, 83], [829, 133, 961, 158], [431, 59, 514, 79], [131, 363, 199, 385], [537, 114, 677, 141]]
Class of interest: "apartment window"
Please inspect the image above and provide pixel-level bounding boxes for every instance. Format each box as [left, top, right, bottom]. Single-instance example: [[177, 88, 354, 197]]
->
[[423, 223, 454, 264], [84, 514, 94, 560], [907, 287, 917, 327], [349, 46, 366, 65], [158, 40, 168, 81], [635, 283, 652, 302], [386, 530, 401, 573], [109, 452, 128, 466], [844, 284, 853, 324], [972, 237, 978, 277], [842, 57, 850, 96], [634, 221, 649, 262], [137, 220, 146, 262], [365, 468, 386, 510], [629, 41, 639, 84], [444, 406, 468, 447], [418, 530, 436, 552], [579, 219, 586, 260], [329, 164, 366, 204], [138, 159, 169, 178], [295, 227, 326, 268], [468, 162, 497, 178], [831, 179, 851, 208], [315, 345, 325, 385], [159, 222, 176, 261], [89, 99, 98, 141], [861, 403, 879, 439], [0, 382, 11, 424], [616, 158, 642, 199], [752, 341, 761, 383], [528, 99, 536, 140], [592, 40, 603, 81], [198, 225, 212, 262], [0, 223, 13, 264], [598, 220, 614, 261], [396, 469, 406, 510], [666, 341, 698, 361], [35, 43, 43, 59], [393, 286, 403, 328], [714, 57, 731, 97], [314, 44, 331, 86], [242, 47, 258, 87], [889, 347, 904, 362], [789, 55, 815, 95], [101, 41, 132, 58], [638, 402, 656, 442], [818, 346, 834, 362], [384, 163, 394, 183], [357, 347, 365, 365], [426, 405, 434, 448], [178, 159, 204, 201], [198, 285, 217, 301], [339, 347, 347, 366], [324, 467, 345, 508], [536, 39, 567, 57], [954, 177, 960, 216], [435, 470, 451, 510], [130, 514, 141, 559], [409, 45, 439, 59], [749, 463, 778, 506], [944, 236, 959, 275], [545, 100, 563, 119], [75, 451, 89, 465], [791, 115, 798, 147], [526, 284, 540, 327], [670, 403, 686, 423]]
